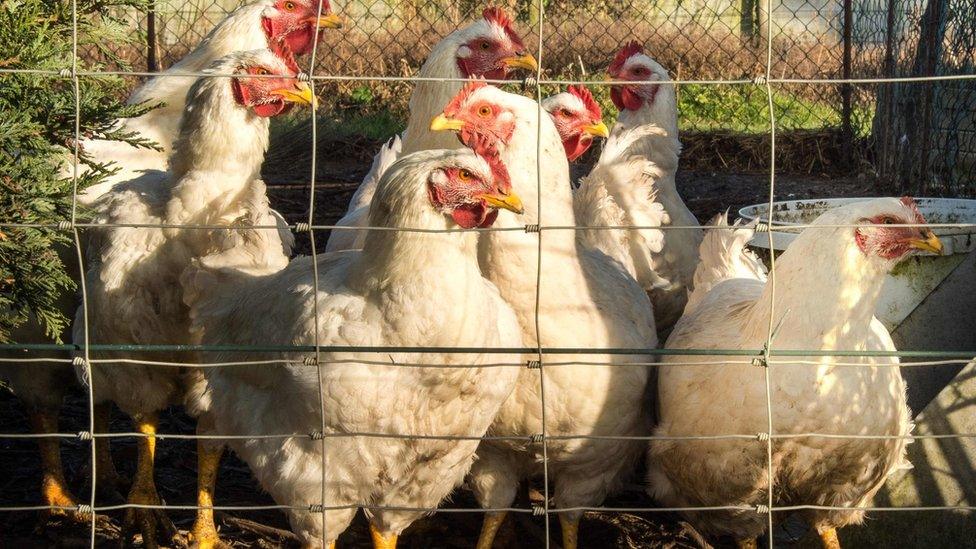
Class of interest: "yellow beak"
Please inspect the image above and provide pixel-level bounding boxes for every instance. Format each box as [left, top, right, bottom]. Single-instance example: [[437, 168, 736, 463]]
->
[[272, 81, 317, 109], [478, 191, 524, 215], [909, 230, 944, 255], [502, 53, 539, 73], [430, 114, 464, 132], [311, 13, 343, 29], [582, 121, 610, 138]]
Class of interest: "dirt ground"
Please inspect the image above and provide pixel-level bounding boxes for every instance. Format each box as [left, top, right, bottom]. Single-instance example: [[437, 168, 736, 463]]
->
[[0, 161, 879, 548]]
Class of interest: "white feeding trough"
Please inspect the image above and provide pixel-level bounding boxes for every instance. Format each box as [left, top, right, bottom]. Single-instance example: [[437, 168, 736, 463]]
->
[[738, 197, 976, 331]]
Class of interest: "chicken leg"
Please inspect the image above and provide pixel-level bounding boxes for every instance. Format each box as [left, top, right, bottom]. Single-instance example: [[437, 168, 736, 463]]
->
[[29, 408, 83, 521], [189, 439, 224, 549], [474, 511, 507, 549], [122, 412, 178, 548], [819, 527, 841, 549], [92, 402, 128, 498], [559, 513, 580, 549], [369, 523, 397, 549]]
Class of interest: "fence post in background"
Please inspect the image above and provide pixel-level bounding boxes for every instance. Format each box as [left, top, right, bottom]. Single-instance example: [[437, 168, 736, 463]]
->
[[876, 0, 898, 185], [841, 0, 853, 162], [740, 0, 762, 46], [911, 0, 946, 194], [740, 0, 754, 39], [146, 0, 159, 73]]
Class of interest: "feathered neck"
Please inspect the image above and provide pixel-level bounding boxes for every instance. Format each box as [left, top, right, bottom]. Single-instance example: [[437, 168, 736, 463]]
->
[[609, 91, 681, 190], [164, 74, 270, 227], [351, 162, 477, 291], [123, 4, 269, 150], [400, 35, 467, 154], [494, 104, 575, 231], [168, 5, 269, 74], [744, 220, 890, 347]]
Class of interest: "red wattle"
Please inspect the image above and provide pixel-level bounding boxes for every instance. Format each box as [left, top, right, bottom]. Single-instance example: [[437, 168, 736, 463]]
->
[[564, 135, 592, 162], [253, 100, 286, 118], [451, 203, 489, 229], [285, 26, 316, 56], [478, 209, 499, 228]]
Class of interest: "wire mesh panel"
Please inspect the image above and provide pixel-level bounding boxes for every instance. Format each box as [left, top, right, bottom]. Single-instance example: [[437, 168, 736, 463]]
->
[[0, 0, 975, 547]]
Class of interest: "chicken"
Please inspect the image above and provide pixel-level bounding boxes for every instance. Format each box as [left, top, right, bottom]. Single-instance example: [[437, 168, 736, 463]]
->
[[647, 198, 942, 548], [429, 83, 657, 549], [326, 7, 535, 252], [178, 149, 525, 548], [75, 49, 313, 547], [575, 42, 702, 333], [326, 86, 607, 254], [0, 1, 340, 521], [78, 0, 341, 201], [541, 85, 609, 162]]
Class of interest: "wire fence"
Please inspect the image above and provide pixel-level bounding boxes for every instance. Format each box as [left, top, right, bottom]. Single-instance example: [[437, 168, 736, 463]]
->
[[1, 0, 976, 547]]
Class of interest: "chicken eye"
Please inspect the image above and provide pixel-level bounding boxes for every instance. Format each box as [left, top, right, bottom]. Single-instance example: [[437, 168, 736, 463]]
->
[[458, 169, 473, 181], [561, 108, 573, 117], [882, 217, 894, 225], [478, 106, 492, 117], [283, 1, 296, 10], [255, 67, 270, 76], [480, 41, 491, 50]]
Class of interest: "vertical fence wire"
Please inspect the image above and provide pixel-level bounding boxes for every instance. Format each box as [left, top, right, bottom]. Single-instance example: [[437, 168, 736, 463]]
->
[[306, 0, 329, 543], [762, 0, 777, 545], [64, 0, 98, 546], [532, 0, 550, 544]]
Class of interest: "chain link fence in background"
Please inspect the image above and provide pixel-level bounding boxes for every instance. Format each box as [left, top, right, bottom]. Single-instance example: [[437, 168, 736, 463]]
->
[[94, 0, 976, 183]]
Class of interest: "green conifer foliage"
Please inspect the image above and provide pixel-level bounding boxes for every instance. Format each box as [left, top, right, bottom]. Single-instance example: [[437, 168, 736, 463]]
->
[[0, 0, 156, 342]]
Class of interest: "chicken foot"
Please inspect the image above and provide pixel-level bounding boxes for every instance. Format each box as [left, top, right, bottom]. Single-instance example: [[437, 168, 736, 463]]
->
[[122, 412, 178, 549], [189, 440, 225, 549]]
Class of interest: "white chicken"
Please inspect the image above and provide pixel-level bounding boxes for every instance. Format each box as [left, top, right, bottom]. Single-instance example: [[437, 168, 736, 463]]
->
[[78, 0, 341, 199], [326, 7, 536, 252], [648, 198, 941, 548], [75, 49, 313, 547], [575, 42, 703, 333], [178, 148, 525, 548], [0, 0, 340, 521], [429, 83, 657, 549], [326, 86, 607, 254]]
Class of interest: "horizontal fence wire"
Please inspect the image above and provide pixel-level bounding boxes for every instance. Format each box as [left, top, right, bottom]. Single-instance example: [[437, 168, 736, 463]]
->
[[3, 343, 975, 357], [2, 0, 975, 546]]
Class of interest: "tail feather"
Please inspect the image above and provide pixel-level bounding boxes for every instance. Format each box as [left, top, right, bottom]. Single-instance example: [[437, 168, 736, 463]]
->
[[684, 212, 767, 314], [346, 135, 402, 214]]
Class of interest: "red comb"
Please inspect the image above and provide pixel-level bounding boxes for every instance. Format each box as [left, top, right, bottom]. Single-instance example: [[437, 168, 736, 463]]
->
[[482, 7, 525, 50], [900, 196, 926, 223], [444, 80, 488, 116], [609, 41, 643, 75], [567, 85, 602, 121]]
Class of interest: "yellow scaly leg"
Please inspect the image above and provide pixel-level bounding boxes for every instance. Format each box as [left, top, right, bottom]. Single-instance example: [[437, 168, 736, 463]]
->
[[370, 523, 397, 549], [559, 513, 580, 549], [30, 408, 82, 521], [475, 511, 508, 549], [190, 441, 224, 548]]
